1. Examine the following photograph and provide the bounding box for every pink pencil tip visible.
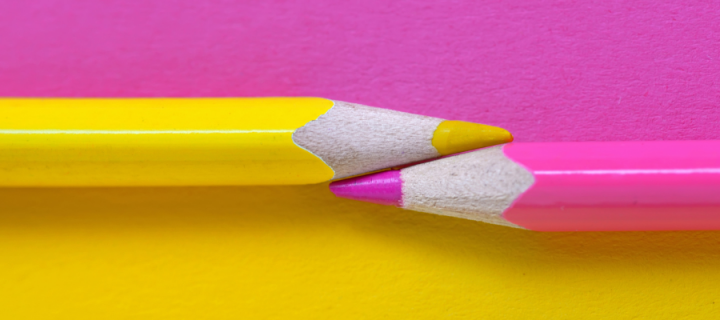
[329,170,403,206]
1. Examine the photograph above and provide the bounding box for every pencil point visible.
[329,170,403,206]
[432,121,513,155]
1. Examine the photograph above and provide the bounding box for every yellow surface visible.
[0,98,335,186]
[0,185,719,319]
[432,120,514,155]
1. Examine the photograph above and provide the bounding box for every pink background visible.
[1,0,718,142]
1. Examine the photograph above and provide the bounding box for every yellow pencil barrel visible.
[0,98,335,186]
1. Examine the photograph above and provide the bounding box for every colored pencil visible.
[0,97,512,186]
[330,141,720,231]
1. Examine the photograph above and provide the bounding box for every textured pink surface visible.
[1,1,719,142]
[503,141,720,231]
[330,171,403,206]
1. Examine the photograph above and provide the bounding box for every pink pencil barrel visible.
[504,141,720,231]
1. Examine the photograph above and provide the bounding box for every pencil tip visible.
[432,121,513,155]
[329,170,403,206]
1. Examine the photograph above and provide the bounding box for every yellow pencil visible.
[0,97,512,186]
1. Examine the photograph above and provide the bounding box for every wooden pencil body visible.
[0,97,513,186]
[331,141,720,231]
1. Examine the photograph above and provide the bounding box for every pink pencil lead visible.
[329,170,403,206]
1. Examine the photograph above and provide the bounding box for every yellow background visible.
[1,184,718,319]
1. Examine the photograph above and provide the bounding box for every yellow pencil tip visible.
[431,120,514,155]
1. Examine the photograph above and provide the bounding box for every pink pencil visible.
[329,141,720,232]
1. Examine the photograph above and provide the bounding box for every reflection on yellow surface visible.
[0,184,718,318]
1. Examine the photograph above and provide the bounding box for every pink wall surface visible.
[1,0,718,142]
